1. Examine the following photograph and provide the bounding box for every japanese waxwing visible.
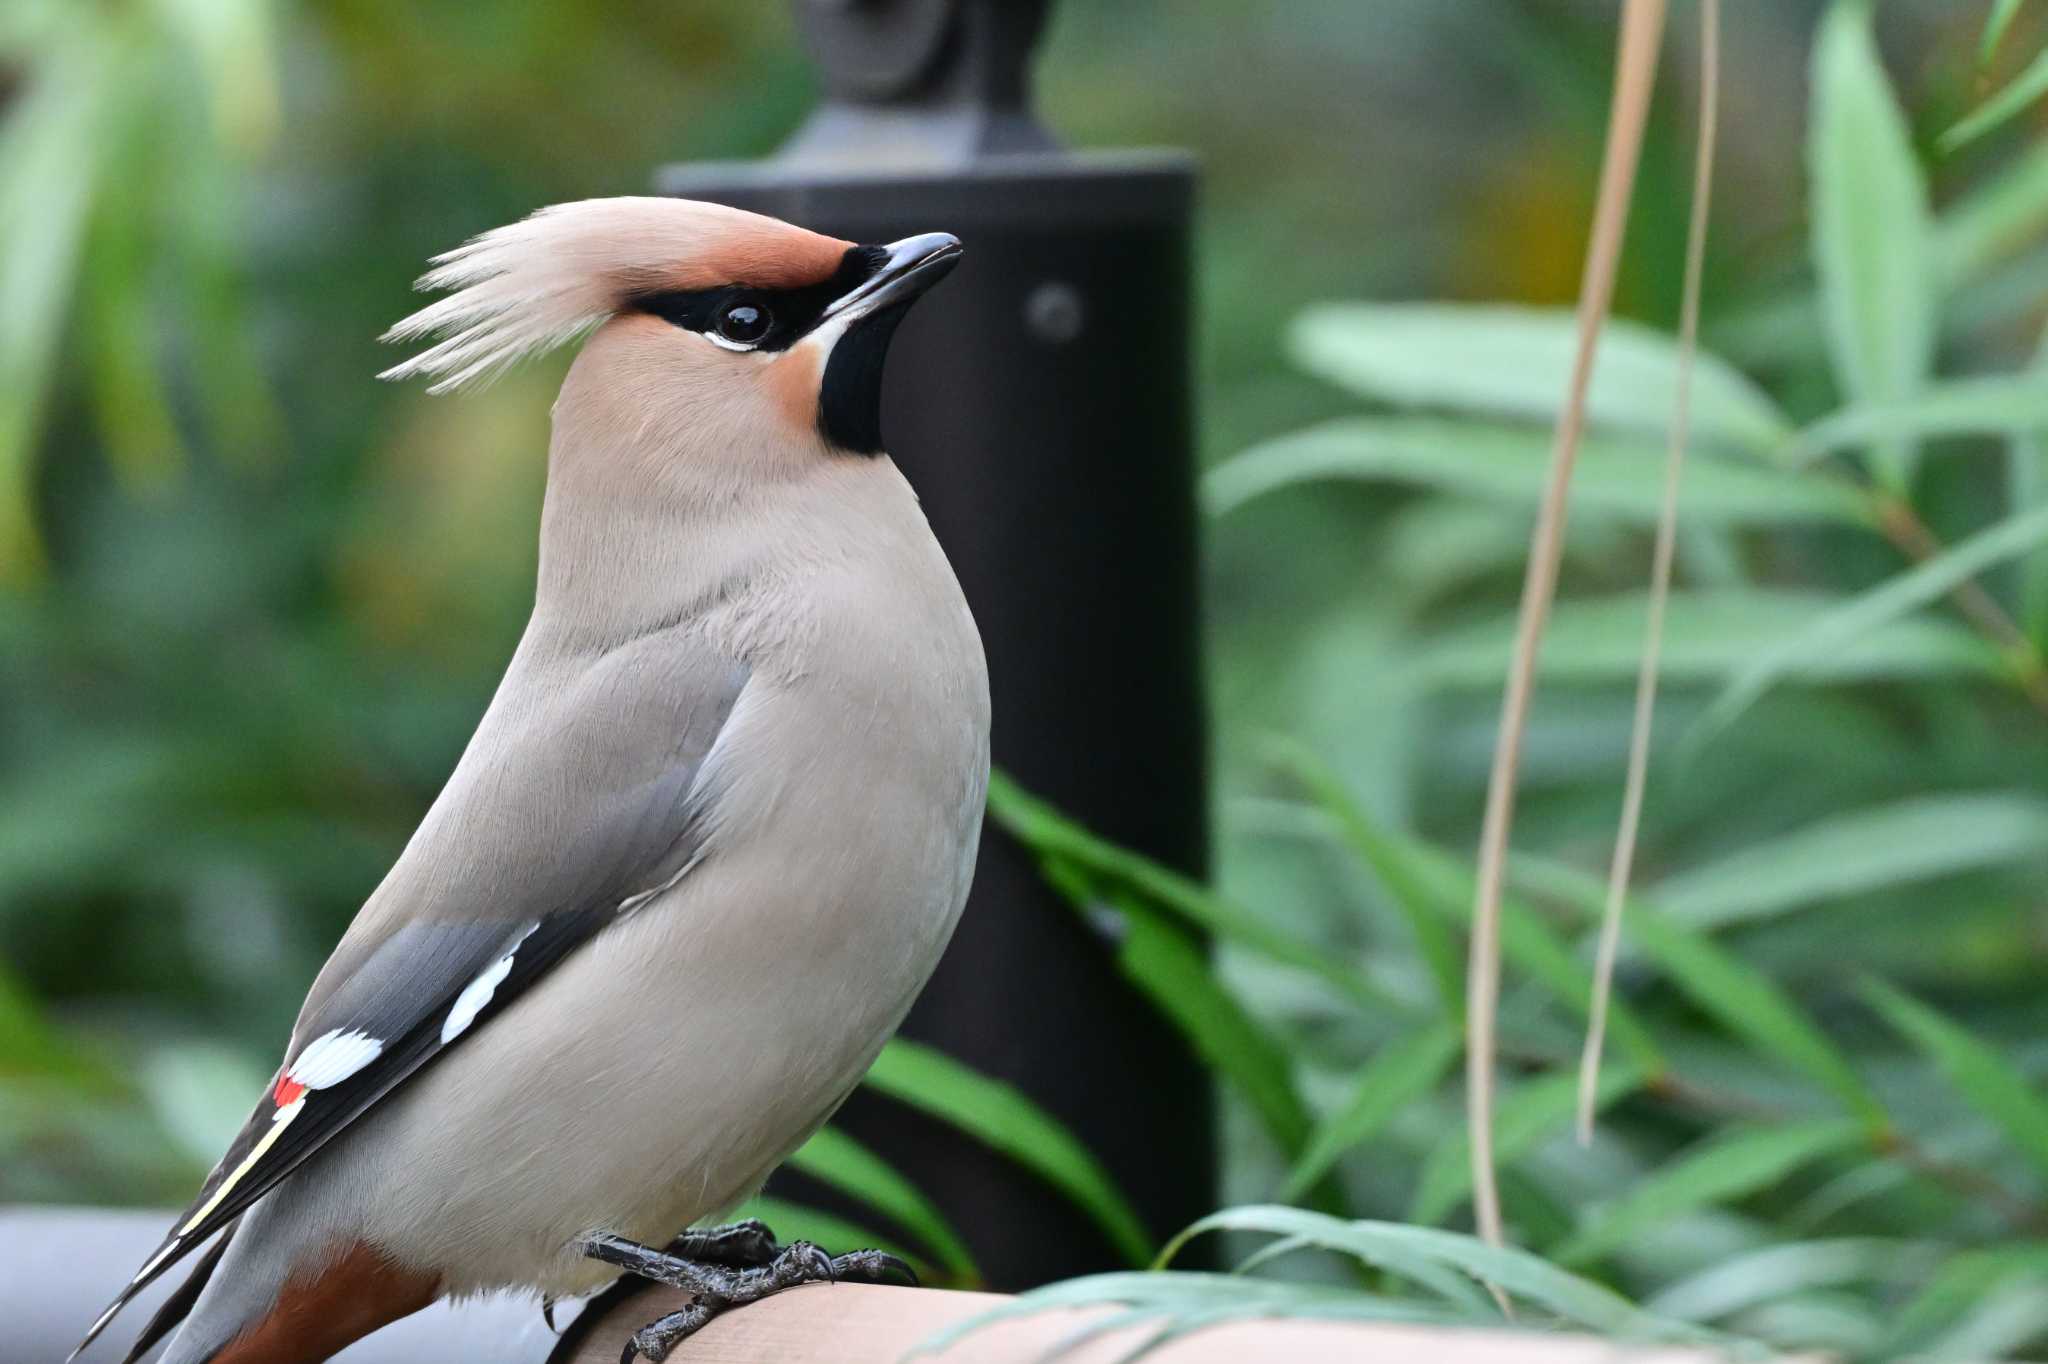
[75,197,989,1364]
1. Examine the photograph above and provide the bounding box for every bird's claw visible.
[599,1231,919,1361]
[830,1247,918,1287]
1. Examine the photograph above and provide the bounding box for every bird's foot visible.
[581,1231,915,1363]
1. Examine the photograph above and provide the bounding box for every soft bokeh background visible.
[8,0,2048,1355]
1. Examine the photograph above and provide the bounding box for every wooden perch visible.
[569,1283,1755,1363]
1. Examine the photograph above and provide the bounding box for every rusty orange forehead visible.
[644,217,855,293]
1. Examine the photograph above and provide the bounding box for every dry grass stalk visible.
[1576,0,1721,1145]
[1465,0,1668,1259]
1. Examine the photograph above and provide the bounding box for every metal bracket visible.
[783,0,1058,164]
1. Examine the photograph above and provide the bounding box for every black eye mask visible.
[627,244,889,354]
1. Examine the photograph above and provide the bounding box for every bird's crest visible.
[379,196,850,393]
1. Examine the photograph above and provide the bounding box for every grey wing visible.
[75,635,752,1358]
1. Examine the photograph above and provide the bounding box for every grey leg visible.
[579,1230,917,1363]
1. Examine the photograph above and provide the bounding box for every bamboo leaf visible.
[785,1126,979,1283]
[1937,138,2048,285]
[1645,1237,1937,1323]
[1042,860,1316,1167]
[0,34,108,582]
[1505,853,1887,1126]
[1203,418,1856,524]
[2020,329,2048,648]
[1398,840,1665,1072]
[1411,1065,1648,1226]
[1789,374,2048,463]
[1164,1207,1705,1339]
[1552,1120,1867,1268]
[864,1038,1155,1266]
[1268,742,1464,1014]
[1654,793,2048,929]
[1887,1245,2048,1352]
[1945,43,2048,152]
[1704,503,2048,732]
[915,1272,1477,1357]
[1980,0,2029,67]
[1286,305,1791,451]
[1281,1025,1461,1202]
[1810,0,1936,488]
[1863,978,2048,1183]
[987,771,1387,1013]
[1161,1205,1495,1316]
[1410,590,1997,692]
[1603,907,1888,1129]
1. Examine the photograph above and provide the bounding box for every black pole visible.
[658,0,1209,1289]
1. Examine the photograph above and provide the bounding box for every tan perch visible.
[570,1283,1763,1363]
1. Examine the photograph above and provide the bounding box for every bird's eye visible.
[715,301,771,346]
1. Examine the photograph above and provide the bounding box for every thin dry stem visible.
[1576,0,1720,1146]
[1466,0,1668,1260]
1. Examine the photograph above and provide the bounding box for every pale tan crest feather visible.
[378,196,851,394]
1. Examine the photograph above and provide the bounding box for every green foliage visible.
[865,1039,1156,1267]
[9,3,2048,1360]
[1810,0,1935,490]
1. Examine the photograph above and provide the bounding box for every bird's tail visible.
[115,1220,239,1364]
[84,1195,438,1364]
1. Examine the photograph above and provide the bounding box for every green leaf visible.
[1394,840,1665,1072]
[1286,305,1792,452]
[864,1038,1154,1266]
[1646,1237,1937,1323]
[1202,418,1856,524]
[1936,139,2048,285]
[1789,374,2048,463]
[1161,1205,1495,1316]
[1268,742,1464,1014]
[1703,502,2048,732]
[1654,793,2048,930]
[1980,0,2030,67]
[1862,979,2048,1184]
[785,1125,979,1283]
[1409,590,1998,693]
[1281,1025,1461,1202]
[1598,906,1888,1129]
[1887,1245,2048,1352]
[1164,1207,1705,1340]
[1919,1281,2048,1361]
[987,771,1387,1013]
[1945,44,2048,152]
[2016,330,2048,647]
[1552,1120,1867,1268]
[915,1272,1477,1358]
[0,33,108,581]
[1050,862,1315,1168]
[1810,0,1936,488]
[1411,1064,1647,1226]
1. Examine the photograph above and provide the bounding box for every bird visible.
[72,196,990,1364]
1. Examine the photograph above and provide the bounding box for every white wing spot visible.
[287,1029,385,1089]
[441,924,539,1043]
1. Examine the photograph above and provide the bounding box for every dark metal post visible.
[659,0,1208,1289]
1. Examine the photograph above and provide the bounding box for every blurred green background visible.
[8,0,2048,1356]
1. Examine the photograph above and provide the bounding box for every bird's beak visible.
[818,233,963,328]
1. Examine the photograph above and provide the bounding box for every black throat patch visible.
[817,300,912,456]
